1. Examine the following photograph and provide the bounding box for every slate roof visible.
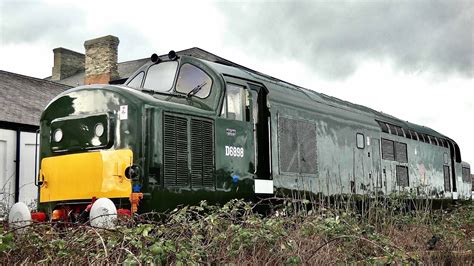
[0,70,70,126]
[46,47,235,87]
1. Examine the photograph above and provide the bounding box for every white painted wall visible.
[0,128,39,216]
[0,129,16,215]
[19,132,39,206]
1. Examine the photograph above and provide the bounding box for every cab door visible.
[215,80,255,193]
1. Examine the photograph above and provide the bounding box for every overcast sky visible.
[1,0,473,166]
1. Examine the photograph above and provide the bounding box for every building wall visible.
[0,129,16,214]
[0,128,39,217]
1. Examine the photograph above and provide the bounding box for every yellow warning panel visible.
[40,149,133,202]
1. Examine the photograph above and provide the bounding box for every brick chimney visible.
[51,48,85,81]
[84,35,119,84]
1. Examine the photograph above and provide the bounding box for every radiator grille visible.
[163,115,189,187]
[190,119,214,188]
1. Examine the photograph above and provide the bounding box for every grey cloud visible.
[0,1,152,61]
[0,1,87,47]
[217,0,473,79]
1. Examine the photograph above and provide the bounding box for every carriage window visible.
[224,84,245,121]
[127,72,144,88]
[176,64,212,98]
[143,61,178,92]
[356,133,365,149]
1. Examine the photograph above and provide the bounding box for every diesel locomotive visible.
[9,50,472,224]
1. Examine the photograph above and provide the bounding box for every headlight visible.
[94,123,105,137]
[53,129,63,142]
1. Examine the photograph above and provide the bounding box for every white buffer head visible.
[8,202,32,229]
[89,198,117,228]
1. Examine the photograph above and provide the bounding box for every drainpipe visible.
[14,129,21,203]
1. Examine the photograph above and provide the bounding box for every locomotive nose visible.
[39,149,133,202]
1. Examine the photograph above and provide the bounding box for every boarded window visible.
[395,142,408,163]
[381,138,395,160]
[443,166,451,192]
[278,117,317,174]
[356,133,365,149]
[462,167,471,183]
[396,165,409,187]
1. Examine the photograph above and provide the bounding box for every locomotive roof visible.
[197,57,449,140]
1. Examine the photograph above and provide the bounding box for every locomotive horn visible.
[168,50,178,60]
[150,53,161,63]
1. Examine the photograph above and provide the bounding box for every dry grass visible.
[0,197,472,264]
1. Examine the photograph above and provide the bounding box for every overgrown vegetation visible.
[1,195,473,264]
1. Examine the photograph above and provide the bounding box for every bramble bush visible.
[0,196,473,264]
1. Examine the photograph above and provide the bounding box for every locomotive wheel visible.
[89,198,117,228]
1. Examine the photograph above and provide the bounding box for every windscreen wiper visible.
[186,82,207,98]
[140,88,186,99]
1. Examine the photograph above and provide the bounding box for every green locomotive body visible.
[36,52,472,219]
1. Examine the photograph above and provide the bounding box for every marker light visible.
[53,129,63,142]
[94,123,105,137]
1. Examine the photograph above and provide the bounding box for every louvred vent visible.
[163,114,189,187]
[163,114,215,189]
[190,119,215,188]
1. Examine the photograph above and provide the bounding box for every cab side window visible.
[221,84,249,121]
